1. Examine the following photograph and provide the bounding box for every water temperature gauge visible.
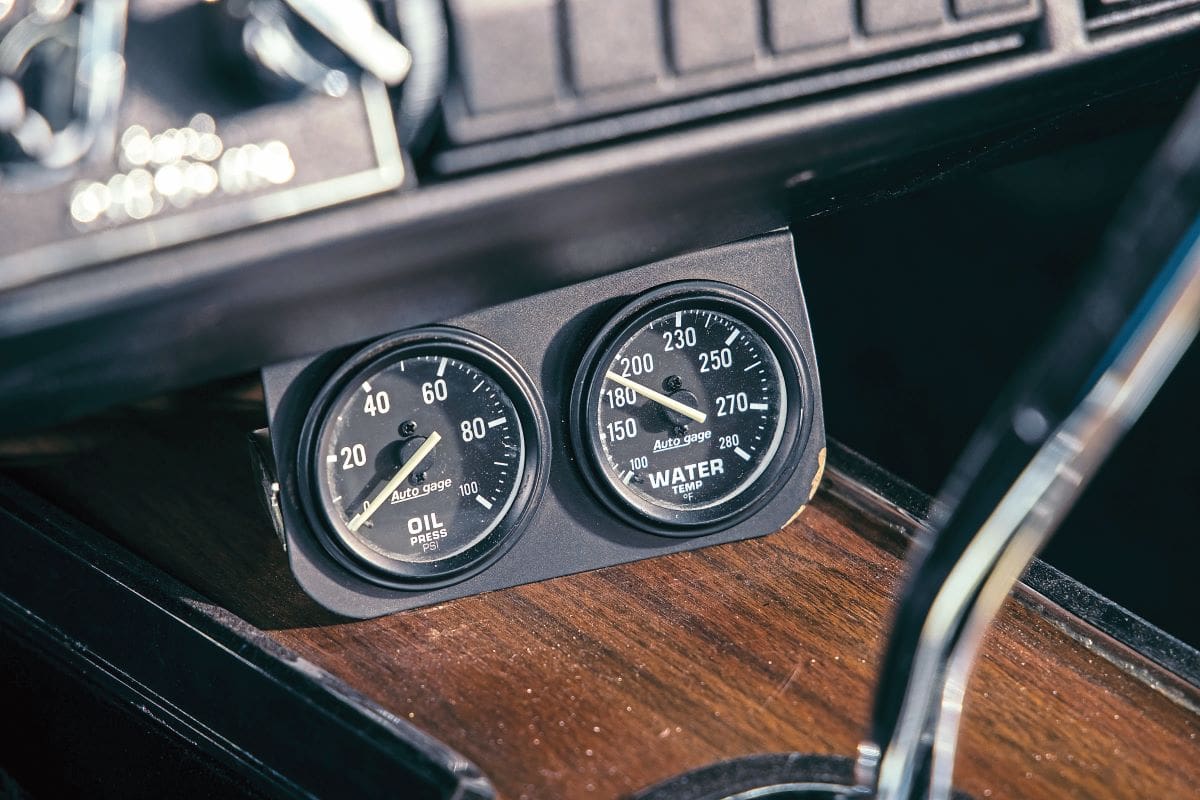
[572,282,808,533]
[298,328,547,586]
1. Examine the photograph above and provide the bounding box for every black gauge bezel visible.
[570,281,811,536]
[297,327,550,588]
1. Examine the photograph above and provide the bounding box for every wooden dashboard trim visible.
[5,395,1199,798]
[824,440,1200,698]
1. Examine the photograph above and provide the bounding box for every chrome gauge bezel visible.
[570,282,810,535]
[296,327,549,588]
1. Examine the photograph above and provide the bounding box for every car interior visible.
[1,1,1198,798]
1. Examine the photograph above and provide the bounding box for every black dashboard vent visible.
[436,0,1045,171]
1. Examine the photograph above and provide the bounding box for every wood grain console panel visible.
[6,392,1198,799]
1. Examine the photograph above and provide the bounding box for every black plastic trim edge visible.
[0,476,495,800]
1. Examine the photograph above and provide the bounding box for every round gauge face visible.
[308,344,531,579]
[577,289,800,531]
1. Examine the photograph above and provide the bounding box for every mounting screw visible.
[399,420,417,436]
[663,375,683,392]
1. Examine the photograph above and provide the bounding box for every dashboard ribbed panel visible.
[441,0,1043,145]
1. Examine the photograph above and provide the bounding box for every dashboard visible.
[0,0,1199,434]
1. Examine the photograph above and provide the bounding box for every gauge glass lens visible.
[594,308,787,513]
[315,354,525,566]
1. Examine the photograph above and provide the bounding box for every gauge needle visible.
[604,372,707,424]
[347,431,441,532]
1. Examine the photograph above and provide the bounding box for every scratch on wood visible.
[760,663,804,710]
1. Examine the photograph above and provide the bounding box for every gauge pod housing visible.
[263,230,825,618]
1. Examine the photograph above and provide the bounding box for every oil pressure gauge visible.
[298,328,548,586]
[571,282,808,533]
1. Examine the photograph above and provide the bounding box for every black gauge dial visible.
[301,330,545,584]
[573,284,806,533]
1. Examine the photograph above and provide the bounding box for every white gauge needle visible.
[283,0,413,86]
[604,372,707,424]
[347,431,441,532]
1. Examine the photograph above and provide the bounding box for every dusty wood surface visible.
[7,391,1199,799]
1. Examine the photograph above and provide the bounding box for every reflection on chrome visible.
[860,89,1200,800]
[0,0,128,187]
[69,114,296,228]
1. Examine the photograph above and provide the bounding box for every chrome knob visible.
[0,0,128,189]
[216,0,409,100]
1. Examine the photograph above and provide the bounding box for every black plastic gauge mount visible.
[264,230,825,618]
[570,282,811,535]
[295,327,549,589]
